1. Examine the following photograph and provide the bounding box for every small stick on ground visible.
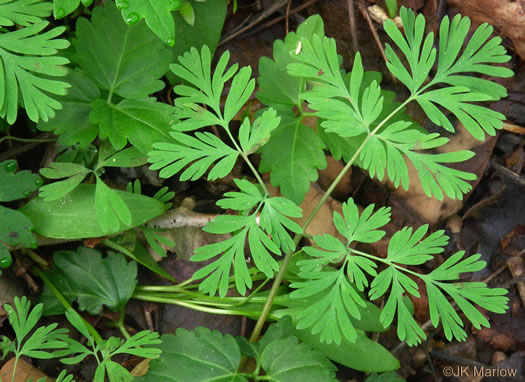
[347,0,359,53]
[285,0,292,34]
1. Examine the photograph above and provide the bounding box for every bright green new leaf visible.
[0,21,70,124]
[0,160,42,202]
[90,98,176,154]
[136,328,245,382]
[20,183,167,239]
[149,131,239,180]
[40,247,137,315]
[178,0,194,25]
[37,70,100,147]
[384,7,513,140]
[0,0,52,26]
[72,1,172,101]
[259,110,326,204]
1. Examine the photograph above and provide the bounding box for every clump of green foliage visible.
[0,0,514,379]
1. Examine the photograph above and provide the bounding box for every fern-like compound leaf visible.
[149,131,239,180]
[192,215,280,297]
[0,0,52,26]
[290,199,390,344]
[384,7,513,140]
[0,21,70,123]
[170,45,254,130]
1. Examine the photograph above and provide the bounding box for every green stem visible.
[132,292,262,318]
[118,308,131,340]
[24,249,49,267]
[0,136,56,145]
[350,248,428,280]
[223,124,269,195]
[248,96,414,343]
[33,266,103,343]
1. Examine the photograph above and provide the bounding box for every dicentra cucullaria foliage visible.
[148,7,512,347]
[0,0,514,379]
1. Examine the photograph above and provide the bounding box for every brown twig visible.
[357,1,389,66]
[347,0,359,53]
[219,0,289,46]
[241,0,319,40]
[285,0,292,34]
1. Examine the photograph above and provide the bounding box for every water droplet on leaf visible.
[81,0,93,5]
[35,178,43,187]
[0,254,12,268]
[55,7,65,18]
[116,0,129,9]
[167,37,175,47]
[126,12,139,25]
[23,191,30,197]
[31,240,38,249]
[5,160,16,172]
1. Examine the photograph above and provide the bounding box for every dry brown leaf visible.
[0,358,52,382]
[476,327,517,351]
[447,0,525,60]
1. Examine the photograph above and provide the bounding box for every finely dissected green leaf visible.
[95,175,132,232]
[216,178,264,212]
[72,1,172,101]
[361,121,477,200]
[167,0,227,84]
[40,248,137,315]
[424,251,508,342]
[170,45,254,129]
[384,7,513,140]
[288,31,478,200]
[90,98,176,154]
[0,160,42,202]
[0,205,36,248]
[149,131,239,180]
[260,196,303,253]
[364,220,510,345]
[137,328,247,382]
[238,108,280,155]
[2,297,69,360]
[39,162,90,201]
[118,0,175,46]
[192,215,280,297]
[0,21,70,123]
[0,0,52,26]
[289,199,390,344]
[37,69,100,147]
[261,336,337,382]
[20,183,167,239]
[257,14,324,108]
[259,111,326,204]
